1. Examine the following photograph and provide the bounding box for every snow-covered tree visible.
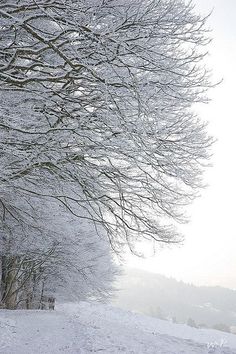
[0,0,213,252]
[0,0,213,306]
[0,194,116,309]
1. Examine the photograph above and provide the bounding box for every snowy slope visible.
[1,302,236,353]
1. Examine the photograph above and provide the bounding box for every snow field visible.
[1,302,236,353]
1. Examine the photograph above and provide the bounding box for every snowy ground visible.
[0,302,236,353]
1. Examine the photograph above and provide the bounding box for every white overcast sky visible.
[126,0,236,289]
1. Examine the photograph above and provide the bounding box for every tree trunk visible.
[1,256,18,309]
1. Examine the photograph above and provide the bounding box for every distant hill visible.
[112,268,236,329]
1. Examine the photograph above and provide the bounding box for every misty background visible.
[112,268,236,334]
